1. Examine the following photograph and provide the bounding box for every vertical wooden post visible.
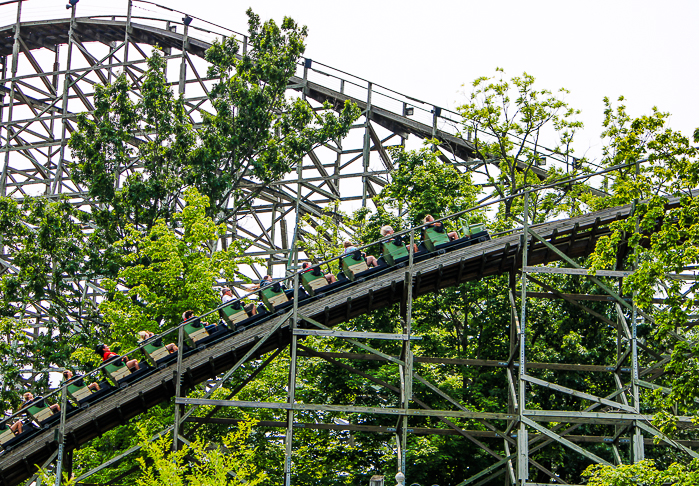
[396,229,415,477]
[0,0,22,196]
[361,83,372,207]
[52,1,76,195]
[285,128,304,486]
[178,22,189,95]
[517,191,529,484]
[172,321,185,451]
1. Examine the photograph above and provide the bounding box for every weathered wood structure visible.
[0,1,692,485]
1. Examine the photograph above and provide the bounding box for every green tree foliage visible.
[0,196,97,406]
[376,144,480,227]
[458,68,590,226]
[583,459,699,485]
[96,188,258,353]
[197,10,360,215]
[589,97,699,437]
[69,51,195,240]
[69,9,359,241]
[134,421,266,486]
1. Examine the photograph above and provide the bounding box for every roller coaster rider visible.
[95,344,140,372]
[342,241,379,268]
[300,261,338,284]
[9,392,60,436]
[222,287,257,316]
[380,225,418,253]
[62,370,101,392]
[423,214,459,241]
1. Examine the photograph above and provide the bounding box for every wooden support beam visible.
[176,397,517,421]
[521,417,612,466]
[521,374,637,413]
[523,266,632,277]
[296,350,630,373]
[293,328,419,341]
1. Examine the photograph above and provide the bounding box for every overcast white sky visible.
[5,0,698,164]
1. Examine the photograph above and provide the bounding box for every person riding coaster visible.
[10,392,60,435]
[136,331,179,365]
[423,214,459,241]
[62,370,103,404]
[380,225,419,253]
[300,261,338,284]
[342,241,378,268]
[95,344,142,384]
[7,392,53,436]
[95,344,140,371]
[222,287,257,316]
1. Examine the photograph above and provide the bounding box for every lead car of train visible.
[0,220,489,453]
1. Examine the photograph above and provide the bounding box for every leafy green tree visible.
[458,68,589,226]
[196,10,360,217]
[95,188,258,353]
[376,144,480,227]
[69,50,194,242]
[69,9,360,241]
[135,420,266,486]
[583,459,699,486]
[0,196,99,407]
[589,98,699,438]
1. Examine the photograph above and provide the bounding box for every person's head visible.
[23,392,33,402]
[183,310,195,321]
[263,275,272,282]
[137,330,150,342]
[62,370,73,380]
[343,240,353,248]
[380,225,394,236]
[424,214,435,223]
[302,262,310,269]
[95,344,107,357]
[221,287,232,297]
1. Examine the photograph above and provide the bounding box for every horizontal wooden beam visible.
[521,291,667,304]
[296,351,631,373]
[293,328,420,340]
[522,374,636,413]
[525,410,696,426]
[185,417,699,446]
[175,398,514,421]
[523,266,633,277]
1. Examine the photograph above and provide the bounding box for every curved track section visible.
[0,16,479,198]
[0,203,633,485]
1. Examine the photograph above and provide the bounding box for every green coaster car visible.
[381,238,409,266]
[103,358,132,386]
[26,398,57,424]
[460,220,490,242]
[182,318,211,347]
[141,338,171,366]
[300,268,329,296]
[260,283,288,310]
[341,252,368,281]
[423,225,451,251]
[219,301,249,328]
[66,378,94,403]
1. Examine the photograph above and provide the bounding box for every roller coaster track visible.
[0,16,606,198]
[0,201,636,485]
